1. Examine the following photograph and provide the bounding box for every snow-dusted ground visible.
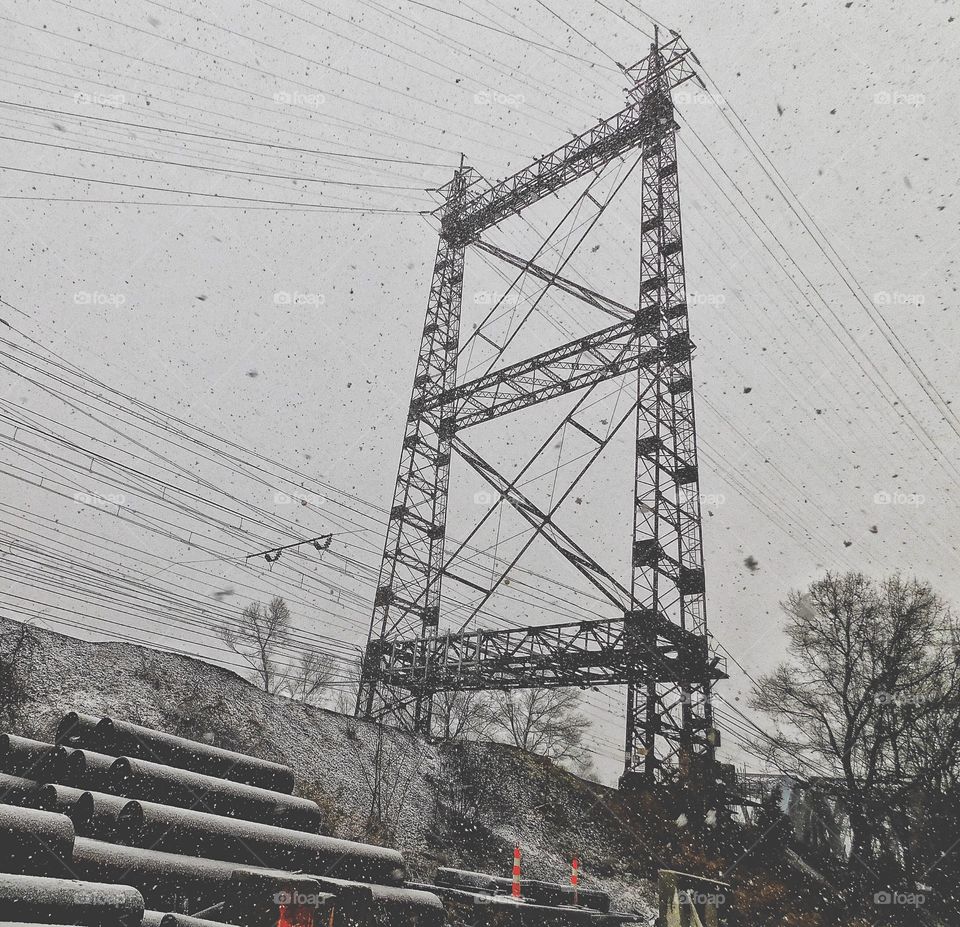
[4,617,656,920]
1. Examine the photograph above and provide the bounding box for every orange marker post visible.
[512,844,522,898]
[571,857,579,906]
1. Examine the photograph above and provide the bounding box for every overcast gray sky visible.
[0,0,957,783]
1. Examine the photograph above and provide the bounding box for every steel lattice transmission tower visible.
[357,30,726,788]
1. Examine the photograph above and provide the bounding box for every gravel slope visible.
[2,616,656,919]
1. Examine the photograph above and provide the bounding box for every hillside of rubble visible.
[0,616,660,919]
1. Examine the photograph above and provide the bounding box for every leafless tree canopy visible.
[752,571,960,865]
[220,596,334,705]
[486,688,591,773]
[432,688,495,742]
[284,650,336,706]
[0,619,40,729]
[221,596,291,694]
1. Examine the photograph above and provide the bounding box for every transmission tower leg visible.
[623,49,714,790]
[357,167,471,733]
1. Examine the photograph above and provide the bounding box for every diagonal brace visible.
[452,435,630,611]
[474,239,633,321]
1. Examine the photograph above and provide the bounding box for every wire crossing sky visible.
[0,0,955,783]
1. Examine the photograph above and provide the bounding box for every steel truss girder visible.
[364,614,726,700]
[432,316,658,429]
[474,239,633,321]
[439,36,699,245]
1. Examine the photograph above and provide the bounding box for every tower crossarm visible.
[428,315,658,429]
[439,37,699,245]
[365,613,724,694]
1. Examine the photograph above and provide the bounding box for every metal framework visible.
[358,30,725,788]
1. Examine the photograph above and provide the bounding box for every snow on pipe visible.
[435,867,611,913]
[61,746,119,792]
[0,771,46,809]
[73,837,332,927]
[141,913,242,927]
[229,869,335,927]
[296,875,444,927]
[56,713,295,795]
[72,840,337,924]
[0,804,76,876]
[359,883,445,927]
[114,798,406,886]
[504,879,611,913]
[0,871,144,927]
[70,837,237,906]
[0,734,70,782]
[476,893,619,926]
[37,783,132,840]
[434,867,501,892]
[105,756,323,832]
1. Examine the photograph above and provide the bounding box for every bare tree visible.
[486,688,591,772]
[284,651,336,706]
[221,597,291,694]
[345,721,428,843]
[753,571,960,876]
[433,688,495,741]
[333,658,362,716]
[221,597,336,705]
[0,619,40,729]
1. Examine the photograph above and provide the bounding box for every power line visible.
[0,133,432,192]
[0,98,454,167]
[0,163,426,212]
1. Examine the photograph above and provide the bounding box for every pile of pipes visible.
[417,867,640,926]
[0,712,643,926]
